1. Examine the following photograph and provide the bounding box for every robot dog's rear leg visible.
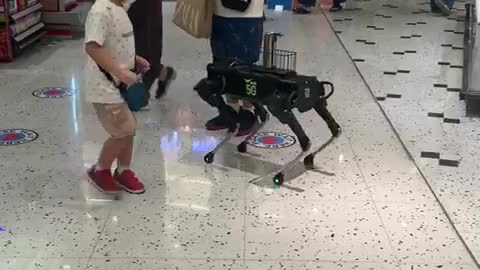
[303,98,342,168]
[237,103,270,153]
[273,111,312,185]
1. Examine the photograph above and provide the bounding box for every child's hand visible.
[135,56,150,74]
[118,69,138,87]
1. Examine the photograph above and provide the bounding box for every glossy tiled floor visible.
[324,0,480,266]
[0,2,479,270]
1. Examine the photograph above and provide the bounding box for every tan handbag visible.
[173,0,214,39]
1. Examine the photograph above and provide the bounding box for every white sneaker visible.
[139,105,151,111]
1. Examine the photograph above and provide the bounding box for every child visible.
[205,0,264,136]
[84,0,150,194]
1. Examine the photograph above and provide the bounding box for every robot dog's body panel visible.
[206,62,325,113]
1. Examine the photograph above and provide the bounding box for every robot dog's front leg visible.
[195,78,239,163]
[303,98,342,168]
[267,100,312,185]
[314,98,341,138]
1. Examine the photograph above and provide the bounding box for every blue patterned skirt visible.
[210,15,264,64]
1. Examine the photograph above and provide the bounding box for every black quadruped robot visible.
[195,33,341,185]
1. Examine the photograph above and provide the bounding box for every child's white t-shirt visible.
[84,0,135,104]
[214,0,264,18]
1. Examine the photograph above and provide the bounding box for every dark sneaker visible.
[114,170,145,194]
[87,167,121,194]
[205,114,231,131]
[156,66,176,99]
[293,7,311,14]
[330,4,343,12]
[237,109,258,137]
[205,105,238,131]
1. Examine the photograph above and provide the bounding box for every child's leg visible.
[89,103,144,194]
[97,137,128,169]
[117,135,133,170]
[113,134,145,194]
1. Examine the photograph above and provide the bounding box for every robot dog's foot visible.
[203,125,240,164]
[303,129,342,169]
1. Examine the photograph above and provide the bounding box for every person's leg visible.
[116,135,133,170]
[445,0,454,9]
[88,103,133,193]
[97,138,126,169]
[431,0,440,12]
[330,0,345,12]
[107,106,145,194]
[236,17,263,136]
[294,0,315,13]
[433,0,451,15]
[205,16,233,131]
[128,1,152,107]
[205,16,262,136]
[114,135,145,194]
[95,104,135,167]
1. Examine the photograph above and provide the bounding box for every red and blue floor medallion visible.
[248,132,296,149]
[32,87,75,99]
[0,129,38,146]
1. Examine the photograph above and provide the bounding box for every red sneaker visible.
[87,167,121,194]
[114,170,145,194]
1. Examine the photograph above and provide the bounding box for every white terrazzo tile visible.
[245,260,400,270]
[245,200,396,262]
[377,202,472,264]
[0,198,109,257]
[0,258,85,270]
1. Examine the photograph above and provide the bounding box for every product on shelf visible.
[10,11,41,35]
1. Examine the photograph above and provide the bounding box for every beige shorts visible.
[93,103,136,138]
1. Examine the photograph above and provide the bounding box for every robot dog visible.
[194,33,341,185]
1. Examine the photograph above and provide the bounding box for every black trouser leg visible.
[128,0,163,102]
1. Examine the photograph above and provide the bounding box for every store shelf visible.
[10,2,41,21]
[13,21,43,42]
[18,29,45,50]
[0,0,45,61]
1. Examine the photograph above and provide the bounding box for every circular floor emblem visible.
[248,132,296,149]
[32,87,74,98]
[0,129,38,146]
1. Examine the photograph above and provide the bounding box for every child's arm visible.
[86,42,137,87]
